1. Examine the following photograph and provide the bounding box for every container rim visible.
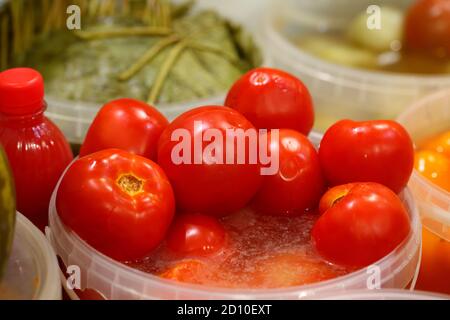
[47,133,421,299]
[263,3,450,90]
[16,212,61,300]
[397,89,450,228]
[312,289,449,300]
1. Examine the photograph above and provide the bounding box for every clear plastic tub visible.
[397,89,450,295]
[0,212,61,300]
[39,0,271,145]
[314,289,449,300]
[46,133,421,300]
[262,0,450,132]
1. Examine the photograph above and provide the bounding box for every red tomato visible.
[157,106,262,216]
[225,68,314,135]
[79,98,169,160]
[318,120,414,194]
[405,0,450,57]
[252,129,325,215]
[312,183,411,268]
[56,149,175,261]
[166,213,226,257]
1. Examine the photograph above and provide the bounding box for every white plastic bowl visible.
[46,133,421,300]
[397,89,450,293]
[0,212,61,300]
[262,0,450,131]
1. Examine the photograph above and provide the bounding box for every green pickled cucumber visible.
[298,35,378,69]
[0,146,15,280]
[347,6,404,52]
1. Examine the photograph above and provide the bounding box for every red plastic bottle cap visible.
[0,68,45,116]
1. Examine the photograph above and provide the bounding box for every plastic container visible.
[0,212,61,300]
[47,133,421,300]
[262,0,450,132]
[38,1,270,145]
[397,89,450,295]
[314,289,449,300]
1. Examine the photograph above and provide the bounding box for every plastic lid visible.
[0,68,45,116]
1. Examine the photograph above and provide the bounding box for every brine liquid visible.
[296,33,450,75]
[127,209,353,289]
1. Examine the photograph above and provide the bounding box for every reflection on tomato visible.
[225,68,314,135]
[405,0,450,57]
[252,129,325,216]
[166,213,226,257]
[157,106,262,216]
[414,150,450,191]
[79,98,168,160]
[318,120,414,193]
[56,149,175,261]
[312,183,411,268]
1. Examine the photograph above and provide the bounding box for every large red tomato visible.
[312,183,411,268]
[318,120,414,194]
[79,98,169,160]
[404,0,450,57]
[157,106,262,216]
[252,129,325,215]
[56,149,175,261]
[166,213,226,257]
[225,68,314,135]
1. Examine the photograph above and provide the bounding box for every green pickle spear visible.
[0,146,15,280]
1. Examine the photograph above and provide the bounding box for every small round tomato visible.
[56,149,175,261]
[225,68,314,135]
[79,98,169,160]
[157,106,262,216]
[421,130,450,158]
[318,120,414,194]
[252,129,325,215]
[415,150,450,191]
[166,213,226,257]
[405,0,450,57]
[312,182,411,268]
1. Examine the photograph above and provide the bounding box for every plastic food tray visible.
[46,133,421,300]
[261,0,450,131]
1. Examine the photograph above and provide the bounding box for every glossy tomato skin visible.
[312,182,411,268]
[318,120,414,194]
[56,149,175,261]
[225,68,314,135]
[252,129,325,215]
[166,213,226,257]
[157,106,262,216]
[79,98,169,160]
[404,0,450,57]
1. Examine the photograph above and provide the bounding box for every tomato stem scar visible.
[117,174,144,196]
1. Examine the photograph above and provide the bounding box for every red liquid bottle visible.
[0,68,73,230]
